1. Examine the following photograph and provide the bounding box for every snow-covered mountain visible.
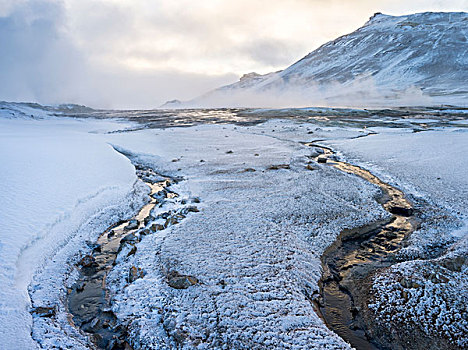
[171,12,468,108]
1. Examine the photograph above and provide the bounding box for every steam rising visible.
[189,79,434,109]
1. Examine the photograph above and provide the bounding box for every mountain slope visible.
[177,12,468,108]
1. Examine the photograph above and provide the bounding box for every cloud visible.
[0,0,236,108]
[0,0,86,102]
[188,74,435,109]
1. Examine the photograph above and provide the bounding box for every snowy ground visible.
[0,105,466,349]
[0,116,146,349]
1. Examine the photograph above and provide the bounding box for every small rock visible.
[191,197,201,203]
[388,204,413,216]
[150,224,165,232]
[167,271,198,289]
[127,245,137,257]
[267,164,290,170]
[317,156,327,163]
[383,231,398,239]
[306,164,316,171]
[31,306,55,318]
[226,150,233,154]
[126,220,139,230]
[128,266,144,283]
[242,168,256,172]
[121,233,138,244]
[186,206,199,213]
[78,255,98,268]
[160,212,171,219]
[140,229,151,236]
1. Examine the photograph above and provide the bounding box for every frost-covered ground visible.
[1,105,467,349]
[101,124,388,349]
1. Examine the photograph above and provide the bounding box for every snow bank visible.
[0,117,143,349]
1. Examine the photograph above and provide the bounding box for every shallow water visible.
[68,168,169,349]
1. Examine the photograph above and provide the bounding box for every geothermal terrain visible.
[0,103,467,350]
[1,10,467,350]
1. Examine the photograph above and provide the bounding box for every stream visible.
[309,143,420,349]
[67,165,194,349]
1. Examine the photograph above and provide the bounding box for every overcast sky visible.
[0,0,466,109]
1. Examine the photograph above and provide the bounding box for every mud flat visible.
[309,144,420,349]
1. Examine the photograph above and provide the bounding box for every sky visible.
[0,0,467,109]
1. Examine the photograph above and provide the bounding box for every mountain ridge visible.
[165,11,468,108]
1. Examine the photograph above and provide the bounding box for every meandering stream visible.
[67,166,182,349]
[309,143,420,349]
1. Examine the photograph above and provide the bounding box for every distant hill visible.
[0,101,95,119]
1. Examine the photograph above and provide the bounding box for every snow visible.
[0,117,145,349]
